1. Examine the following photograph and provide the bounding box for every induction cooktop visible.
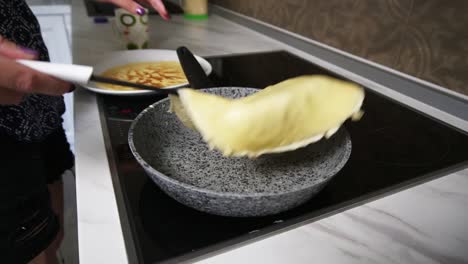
[97,50,468,264]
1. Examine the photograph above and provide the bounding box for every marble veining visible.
[198,169,468,264]
[361,205,430,238]
[345,212,466,264]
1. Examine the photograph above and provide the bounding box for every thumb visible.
[0,35,38,60]
[148,0,170,20]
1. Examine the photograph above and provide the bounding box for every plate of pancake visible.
[82,49,212,96]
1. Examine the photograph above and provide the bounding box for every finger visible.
[0,89,24,105]
[0,35,38,60]
[0,56,72,96]
[147,0,170,20]
[100,0,146,15]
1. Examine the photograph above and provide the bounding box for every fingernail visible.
[163,12,171,20]
[20,47,39,56]
[136,7,146,16]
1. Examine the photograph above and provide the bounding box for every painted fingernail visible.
[163,12,171,20]
[136,7,146,16]
[20,47,39,56]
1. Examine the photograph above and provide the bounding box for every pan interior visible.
[131,87,351,195]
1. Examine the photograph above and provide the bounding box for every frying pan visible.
[128,47,352,217]
[128,87,351,217]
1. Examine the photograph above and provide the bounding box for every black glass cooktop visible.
[97,51,468,264]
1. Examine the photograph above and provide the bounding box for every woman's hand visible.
[97,0,170,20]
[0,36,72,105]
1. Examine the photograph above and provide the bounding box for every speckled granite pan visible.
[128,87,352,217]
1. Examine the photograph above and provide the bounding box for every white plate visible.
[81,49,212,96]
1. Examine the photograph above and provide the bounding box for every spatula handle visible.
[16,60,94,85]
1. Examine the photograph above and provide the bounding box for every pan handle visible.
[177,46,214,89]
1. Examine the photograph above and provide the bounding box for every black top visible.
[0,0,65,142]
[0,0,73,205]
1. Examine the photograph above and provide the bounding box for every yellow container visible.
[182,0,208,20]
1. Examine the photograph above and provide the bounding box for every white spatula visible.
[16,59,178,93]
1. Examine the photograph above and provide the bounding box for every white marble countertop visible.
[72,1,468,263]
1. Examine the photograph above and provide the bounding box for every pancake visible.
[96,61,187,90]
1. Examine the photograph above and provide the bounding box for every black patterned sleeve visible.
[0,0,65,142]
